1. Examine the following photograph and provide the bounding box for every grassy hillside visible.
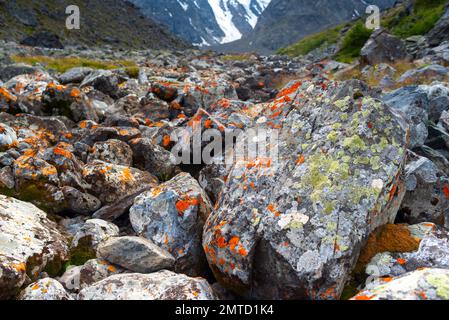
[278,0,448,62]
[0,0,189,50]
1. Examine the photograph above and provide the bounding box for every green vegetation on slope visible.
[334,21,373,63]
[277,25,343,57]
[278,0,449,62]
[387,0,448,38]
[11,55,138,76]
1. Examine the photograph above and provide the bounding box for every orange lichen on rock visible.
[120,168,134,184]
[70,88,81,98]
[354,294,375,300]
[276,81,301,98]
[354,224,420,273]
[53,147,73,159]
[162,135,171,147]
[175,195,199,214]
[443,184,449,198]
[0,87,17,101]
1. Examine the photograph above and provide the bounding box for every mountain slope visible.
[0,0,190,50]
[130,0,271,46]
[214,0,396,54]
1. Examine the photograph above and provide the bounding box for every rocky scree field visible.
[1,4,449,300]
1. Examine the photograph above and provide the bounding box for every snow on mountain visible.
[130,0,271,46]
[208,0,272,43]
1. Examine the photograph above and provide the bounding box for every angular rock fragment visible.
[130,172,212,276]
[203,79,409,299]
[97,236,175,273]
[0,196,69,299]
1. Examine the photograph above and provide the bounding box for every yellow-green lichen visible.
[426,274,449,299]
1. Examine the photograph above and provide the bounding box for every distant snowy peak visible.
[208,0,272,43]
[130,0,271,46]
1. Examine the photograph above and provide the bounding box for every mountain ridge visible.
[0,0,190,50]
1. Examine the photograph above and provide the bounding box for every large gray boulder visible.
[130,172,212,276]
[360,29,410,65]
[77,271,217,300]
[97,236,175,273]
[203,79,408,299]
[0,196,69,299]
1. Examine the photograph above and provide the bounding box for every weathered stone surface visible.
[352,268,449,300]
[361,29,410,65]
[19,278,73,300]
[0,123,17,151]
[130,172,212,276]
[78,271,217,300]
[203,79,408,299]
[97,236,175,273]
[87,139,133,166]
[365,223,449,279]
[0,64,42,82]
[382,86,429,149]
[0,196,69,299]
[69,219,119,265]
[129,137,178,179]
[58,67,93,85]
[398,152,449,227]
[82,160,158,205]
[58,259,125,292]
[80,70,119,98]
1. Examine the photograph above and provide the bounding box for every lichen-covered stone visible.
[0,195,69,299]
[77,271,217,300]
[130,172,212,276]
[352,268,449,300]
[82,160,158,205]
[203,79,409,299]
[19,278,73,300]
[365,223,449,279]
[87,139,133,166]
[58,259,125,292]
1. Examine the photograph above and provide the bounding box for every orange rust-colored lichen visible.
[354,224,420,273]
[396,258,407,265]
[296,155,305,165]
[229,236,240,253]
[70,88,81,98]
[238,247,248,256]
[162,135,171,148]
[175,195,199,214]
[31,283,40,290]
[217,236,227,248]
[12,262,26,273]
[354,294,375,300]
[120,167,134,184]
[443,185,449,198]
[276,81,301,98]
[53,147,73,159]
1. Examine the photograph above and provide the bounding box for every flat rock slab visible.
[97,236,175,273]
